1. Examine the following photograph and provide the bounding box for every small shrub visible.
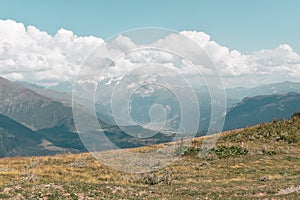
[174,146,186,156]
[182,147,200,155]
[267,150,276,155]
[141,173,159,185]
[291,111,300,119]
[159,170,173,185]
[141,171,173,185]
[212,146,249,159]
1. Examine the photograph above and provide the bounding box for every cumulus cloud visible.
[0,20,103,86]
[181,31,300,87]
[0,20,299,88]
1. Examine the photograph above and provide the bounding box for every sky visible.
[0,0,299,88]
[0,0,299,54]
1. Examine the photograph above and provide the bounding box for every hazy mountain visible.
[0,77,108,152]
[48,82,73,93]
[8,77,300,151]
[223,92,300,130]
[0,77,75,131]
[18,80,222,134]
[226,81,300,101]
[18,80,300,134]
[0,77,178,155]
[94,83,218,134]
[18,81,117,126]
[16,81,45,90]
[94,81,300,133]
[19,82,73,106]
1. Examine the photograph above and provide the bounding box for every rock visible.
[3,187,13,193]
[78,193,85,200]
[278,185,300,195]
[62,193,70,197]
[14,193,25,200]
[14,185,22,190]
[44,184,51,189]
[259,176,269,182]
[51,184,63,191]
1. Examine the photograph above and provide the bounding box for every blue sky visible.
[0,0,299,53]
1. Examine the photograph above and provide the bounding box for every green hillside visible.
[0,116,299,199]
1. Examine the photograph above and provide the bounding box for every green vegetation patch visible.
[212,146,249,159]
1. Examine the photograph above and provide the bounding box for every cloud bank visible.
[0,19,299,88]
[0,20,103,85]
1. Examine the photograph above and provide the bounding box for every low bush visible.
[212,146,249,159]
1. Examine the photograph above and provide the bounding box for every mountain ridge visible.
[224,92,300,130]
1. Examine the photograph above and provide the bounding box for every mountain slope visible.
[0,113,82,157]
[224,92,300,130]
[0,77,74,131]
[0,117,299,199]
[0,114,47,157]
[0,77,99,152]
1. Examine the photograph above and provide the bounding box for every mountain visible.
[10,77,300,151]
[0,77,74,131]
[0,77,177,155]
[0,112,85,158]
[226,81,300,101]
[48,81,74,93]
[223,92,300,130]
[0,114,72,157]
[94,81,300,133]
[18,80,300,134]
[0,113,44,157]
[0,77,107,152]
[94,84,218,134]
[18,81,73,106]
[18,81,116,125]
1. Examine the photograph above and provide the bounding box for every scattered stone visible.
[14,185,22,190]
[259,176,269,182]
[68,161,86,168]
[3,187,13,193]
[278,185,300,195]
[78,193,85,200]
[51,184,63,191]
[44,184,51,189]
[14,193,25,200]
[0,167,14,172]
[62,193,70,197]
[141,173,159,185]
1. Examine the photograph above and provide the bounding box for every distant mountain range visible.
[226,81,300,102]
[18,80,300,132]
[0,77,299,157]
[0,77,177,157]
[20,80,300,130]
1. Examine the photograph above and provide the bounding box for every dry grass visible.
[0,118,299,199]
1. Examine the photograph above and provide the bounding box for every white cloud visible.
[0,19,103,86]
[0,19,299,88]
[181,31,300,87]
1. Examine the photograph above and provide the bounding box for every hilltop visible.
[0,117,299,199]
